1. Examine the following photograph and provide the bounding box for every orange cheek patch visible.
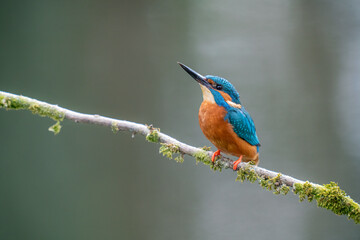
[219,91,232,101]
[219,91,241,108]
[207,79,215,86]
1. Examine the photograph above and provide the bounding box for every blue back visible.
[225,107,260,147]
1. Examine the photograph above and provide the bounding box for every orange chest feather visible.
[198,101,228,135]
[198,101,258,161]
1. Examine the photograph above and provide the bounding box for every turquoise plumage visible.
[205,75,260,147]
[226,107,260,147]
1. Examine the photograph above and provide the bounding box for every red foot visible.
[233,155,243,170]
[211,150,221,163]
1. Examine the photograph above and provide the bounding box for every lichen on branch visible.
[0,94,65,121]
[159,143,184,163]
[145,125,160,143]
[294,181,360,223]
[0,90,359,224]
[0,92,65,135]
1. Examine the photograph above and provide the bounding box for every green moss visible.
[235,167,289,195]
[0,96,29,109]
[280,185,290,195]
[293,181,317,202]
[159,143,184,163]
[159,143,178,158]
[29,103,65,121]
[145,125,160,143]
[260,174,282,192]
[174,154,184,163]
[192,150,223,171]
[273,184,289,195]
[211,161,223,172]
[193,151,211,164]
[294,181,360,224]
[1,94,65,134]
[48,121,62,135]
[111,122,119,133]
[236,164,258,183]
[201,146,211,151]
[0,95,65,121]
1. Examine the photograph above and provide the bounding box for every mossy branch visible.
[1,90,359,224]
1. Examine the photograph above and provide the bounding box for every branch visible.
[1,90,359,224]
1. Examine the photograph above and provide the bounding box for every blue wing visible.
[225,106,260,146]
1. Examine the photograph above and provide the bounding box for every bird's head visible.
[178,62,241,108]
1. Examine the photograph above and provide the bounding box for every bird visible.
[178,62,260,170]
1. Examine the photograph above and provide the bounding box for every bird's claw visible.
[211,150,221,163]
[233,155,243,170]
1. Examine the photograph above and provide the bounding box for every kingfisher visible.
[178,62,260,170]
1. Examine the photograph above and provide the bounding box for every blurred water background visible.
[1,0,360,239]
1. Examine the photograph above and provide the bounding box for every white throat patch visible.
[199,84,242,109]
[199,84,215,103]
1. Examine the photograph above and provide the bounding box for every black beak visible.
[178,62,211,88]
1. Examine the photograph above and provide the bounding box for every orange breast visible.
[198,101,258,162]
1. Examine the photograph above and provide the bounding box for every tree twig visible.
[0,90,359,224]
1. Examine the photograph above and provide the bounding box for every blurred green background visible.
[1,0,360,239]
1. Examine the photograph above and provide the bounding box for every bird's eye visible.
[215,84,223,90]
